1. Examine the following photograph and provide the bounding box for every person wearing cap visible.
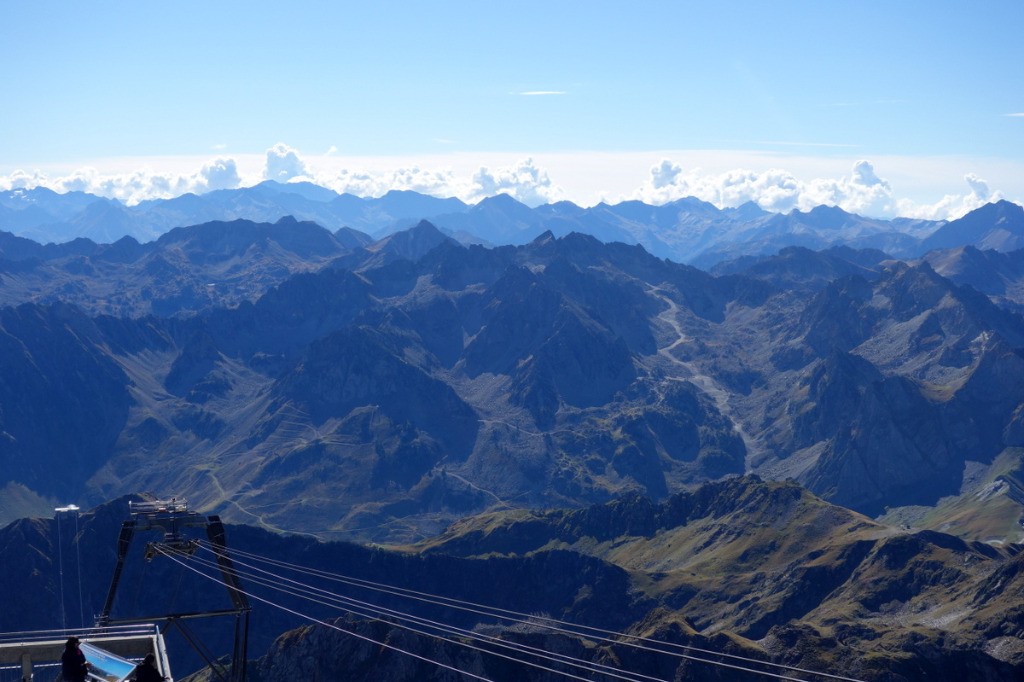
[61,636,89,682]
[128,653,165,682]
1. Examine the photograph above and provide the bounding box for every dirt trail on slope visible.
[650,286,763,472]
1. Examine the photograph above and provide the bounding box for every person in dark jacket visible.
[128,653,165,682]
[60,637,89,682]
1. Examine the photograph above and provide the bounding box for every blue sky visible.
[2,1,1022,217]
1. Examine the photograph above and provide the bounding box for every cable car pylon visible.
[96,498,251,682]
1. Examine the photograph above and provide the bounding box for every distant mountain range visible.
[3,216,1024,543]
[4,181,1024,266]
[5,188,1024,680]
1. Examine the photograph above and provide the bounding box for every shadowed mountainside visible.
[4,218,1024,541]
[0,216,370,317]
[3,482,1024,681]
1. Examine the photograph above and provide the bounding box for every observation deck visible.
[0,624,171,681]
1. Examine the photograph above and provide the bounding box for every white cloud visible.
[895,173,1002,220]
[634,159,934,217]
[311,158,561,207]
[851,160,884,187]
[388,167,461,196]
[53,168,194,204]
[633,158,1012,220]
[1005,113,1024,117]
[635,162,809,213]
[517,91,566,96]
[319,166,462,199]
[1,169,49,190]
[651,160,682,189]
[1,149,1016,221]
[198,158,241,192]
[965,173,990,199]
[802,160,894,216]
[264,142,310,182]
[0,158,243,205]
[469,158,562,206]
[0,149,563,209]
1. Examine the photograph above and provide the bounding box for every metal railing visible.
[0,624,159,647]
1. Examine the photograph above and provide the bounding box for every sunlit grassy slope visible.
[411,476,1024,676]
[880,448,1024,545]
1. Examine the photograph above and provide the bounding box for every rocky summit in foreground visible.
[185,478,1024,681]
[3,480,1023,681]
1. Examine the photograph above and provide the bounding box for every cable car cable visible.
[205,542,862,681]
[163,547,669,682]
[154,546,497,682]
[184,544,850,682]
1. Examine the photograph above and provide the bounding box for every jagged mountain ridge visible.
[7,183,1023,266]
[4,219,1024,541]
[0,215,371,317]
[3,481,1024,681]
[0,182,467,245]
[712,257,1024,516]
[922,200,1024,253]
[923,244,1024,315]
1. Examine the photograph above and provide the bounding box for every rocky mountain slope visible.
[409,477,1024,679]
[0,216,371,316]
[3,218,1024,544]
[3,482,1023,681]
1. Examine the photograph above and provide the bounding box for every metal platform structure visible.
[96,499,251,682]
[0,624,169,682]
[1,498,250,682]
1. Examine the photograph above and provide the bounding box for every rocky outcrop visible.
[3,219,1024,537]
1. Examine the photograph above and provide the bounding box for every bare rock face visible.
[164,330,225,402]
[5,480,1024,681]
[234,478,1024,681]
[750,258,1024,515]
[773,349,961,514]
[6,196,1024,681]
[4,214,1024,537]
[264,325,480,490]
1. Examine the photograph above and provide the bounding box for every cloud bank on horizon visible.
[0,143,1006,221]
